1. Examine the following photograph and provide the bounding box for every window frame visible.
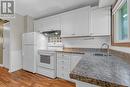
[112,0,130,47]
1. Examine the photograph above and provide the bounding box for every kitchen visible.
[0,0,130,87]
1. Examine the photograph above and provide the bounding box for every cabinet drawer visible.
[57,55,70,61]
[57,59,69,68]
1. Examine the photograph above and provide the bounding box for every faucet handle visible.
[101,43,109,48]
[100,43,110,55]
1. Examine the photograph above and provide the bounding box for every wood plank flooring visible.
[0,67,75,87]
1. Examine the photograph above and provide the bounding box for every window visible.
[112,0,130,47]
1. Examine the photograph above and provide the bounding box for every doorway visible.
[0,19,9,68]
[0,22,4,65]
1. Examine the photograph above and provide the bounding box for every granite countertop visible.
[70,52,130,87]
[56,50,84,54]
[38,48,85,54]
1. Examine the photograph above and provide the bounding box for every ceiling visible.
[15,0,99,19]
[99,0,116,7]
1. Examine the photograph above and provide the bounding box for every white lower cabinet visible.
[57,53,71,80]
[57,52,83,81]
[76,81,101,87]
[57,53,100,87]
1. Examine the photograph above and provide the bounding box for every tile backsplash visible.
[62,36,110,48]
[48,36,62,43]
[43,30,62,43]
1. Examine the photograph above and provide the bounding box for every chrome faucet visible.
[101,43,110,56]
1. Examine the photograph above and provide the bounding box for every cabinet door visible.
[91,7,111,36]
[61,6,91,37]
[34,19,43,32]
[63,54,71,80]
[34,15,61,32]
[42,15,61,31]
[60,12,76,37]
[57,59,64,78]
[57,53,67,79]
[57,53,63,78]
[74,6,91,36]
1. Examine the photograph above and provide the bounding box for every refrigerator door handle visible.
[22,52,24,56]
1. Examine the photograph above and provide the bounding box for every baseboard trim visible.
[0,64,3,67]
[9,68,22,73]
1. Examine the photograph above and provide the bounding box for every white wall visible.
[62,36,130,54]
[8,14,25,72]
[62,36,110,48]
[110,46,130,53]
[24,15,34,32]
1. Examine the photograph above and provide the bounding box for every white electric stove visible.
[37,43,63,78]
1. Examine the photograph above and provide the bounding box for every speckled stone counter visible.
[70,52,130,87]
[56,50,84,54]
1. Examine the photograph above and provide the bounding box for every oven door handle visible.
[39,54,53,56]
[39,53,56,56]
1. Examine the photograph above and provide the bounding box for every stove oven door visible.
[38,53,56,69]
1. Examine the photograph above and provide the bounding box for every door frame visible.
[3,21,10,70]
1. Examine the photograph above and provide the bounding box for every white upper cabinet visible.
[34,15,61,32]
[61,6,91,37]
[34,19,43,32]
[42,15,61,31]
[91,7,111,36]
[34,6,111,36]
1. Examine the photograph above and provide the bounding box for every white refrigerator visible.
[22,32,47,73]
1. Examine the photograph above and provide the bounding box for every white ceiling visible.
[15,0,98,19]
[99,0,116,7]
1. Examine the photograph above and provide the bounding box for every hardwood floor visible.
[0,67,75,87]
